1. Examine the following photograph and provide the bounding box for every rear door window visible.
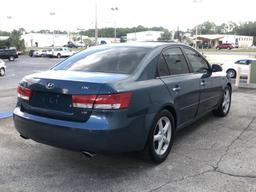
[158,54,170,76]
[162,47,189,75]
[184,48,209,73]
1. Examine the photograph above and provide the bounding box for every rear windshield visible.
[52,47,149,74]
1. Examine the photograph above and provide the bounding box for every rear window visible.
[53,47,149,74]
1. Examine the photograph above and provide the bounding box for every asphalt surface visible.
[0,56,64,112]
[0,89,256,192]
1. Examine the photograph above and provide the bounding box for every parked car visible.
[0,47,18,61]
[64,41,78,48]
[216,43,234,50]
[29,50,35,57]
[13,43,232,163]
[221,58,256,78]
[231,43,239,48]
[0,59,6,76]
[46,47,76,58]
[33,50,43,57]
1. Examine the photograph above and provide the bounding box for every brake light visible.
[17,85,32,100]
[72,92,132,109]
[94,92,132,109]
[72,95,97,109]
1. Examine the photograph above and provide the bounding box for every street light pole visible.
[7,16,12,32]
[95,1,98,45]
[111,7,119,42]
[193,0,202,49]
[49,12,56,47]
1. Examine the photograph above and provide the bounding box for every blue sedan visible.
[13,43,231,163]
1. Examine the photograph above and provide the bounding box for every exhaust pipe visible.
[81,151,96,158]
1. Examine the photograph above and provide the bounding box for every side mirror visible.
[211,64,222,72]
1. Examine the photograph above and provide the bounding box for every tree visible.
[158,30,172,41]
[8,30,25,51]
[196,21,217,34]
[0,31,10,36]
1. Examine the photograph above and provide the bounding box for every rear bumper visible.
[13,107,154,153]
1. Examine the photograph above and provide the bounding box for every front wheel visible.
[0,68,5,76]
[213,86,231,117]
[9,56,14,61]
[57,53,61,58]
[226,69,236,78]
[144,110,175,164]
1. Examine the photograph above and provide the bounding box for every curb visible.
[0,112,13,120]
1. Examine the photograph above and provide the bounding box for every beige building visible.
[195,34,253,48]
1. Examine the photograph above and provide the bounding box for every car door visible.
[183,47,223,116]
[158,47,200,127]
[63,48,68,56]
[235,60,249,76]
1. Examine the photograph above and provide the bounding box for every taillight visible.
[17,85,32,100]
[72,92,132,110]
[94,92,132,109]
[72,95,97,109]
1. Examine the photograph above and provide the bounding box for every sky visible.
[0,0,255,32]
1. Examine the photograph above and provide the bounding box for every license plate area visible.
[30,91,72,113]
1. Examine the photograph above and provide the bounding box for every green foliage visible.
[158,30,172,41]
[0,31,10,36]
[7,30,25,51]
[0,40,8,48]
[235,21,256,36]
[80,25,167,38]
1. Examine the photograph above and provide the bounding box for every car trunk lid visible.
[20,70,129,122]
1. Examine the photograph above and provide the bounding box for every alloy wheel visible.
[0,68,5,76]
[153,116,172,156]
[222,88,231,114]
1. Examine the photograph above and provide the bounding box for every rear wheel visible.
[144,110,175,164]
[226,69,236,78]
[9,56,14,61]
[0,68,5,76]
[57,53,61,58]
[213,86,231,117]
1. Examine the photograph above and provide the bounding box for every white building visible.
[127,31,163,42]
[21,33,70,48]
[0,36,9,41]
[196,34,253,48]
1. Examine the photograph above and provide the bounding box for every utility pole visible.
[111,7,119,42]
[193,0,202,49]
[95,1,98,45]
[49,12,56,47]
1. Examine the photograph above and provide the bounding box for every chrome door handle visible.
[172,86,181,92]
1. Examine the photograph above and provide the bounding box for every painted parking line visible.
[0,112,13,119]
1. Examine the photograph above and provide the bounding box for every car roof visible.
[236,58,256,61]
[94,42,189,49]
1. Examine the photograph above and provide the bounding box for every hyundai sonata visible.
[13,43,231,163]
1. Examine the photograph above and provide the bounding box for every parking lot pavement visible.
[0,56,64,113]
[0,90,256,192]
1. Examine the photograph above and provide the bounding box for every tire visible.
[213,86,231,117]
[0,68,5,76]
[226,69,236,78]
[9,56,14,61]
[144,110,175,164]
[57,53,61,58]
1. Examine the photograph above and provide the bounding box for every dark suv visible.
[0,47,18,61]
